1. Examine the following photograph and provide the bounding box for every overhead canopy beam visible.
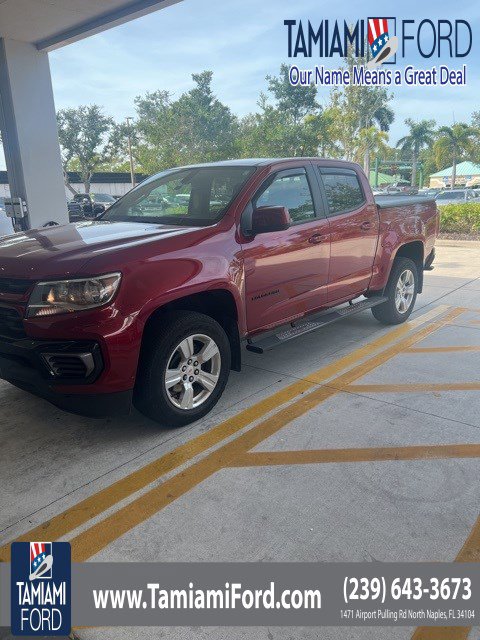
[35,0,182,51]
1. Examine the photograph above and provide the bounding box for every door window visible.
[254,171,315,223]
[321,172,365,216]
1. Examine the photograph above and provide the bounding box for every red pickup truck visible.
[0,159,438,426]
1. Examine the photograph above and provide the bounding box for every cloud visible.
[0,0,478,170]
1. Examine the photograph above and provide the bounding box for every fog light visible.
[41,352,95,379]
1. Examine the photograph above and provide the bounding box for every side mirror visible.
[252,206,291,235]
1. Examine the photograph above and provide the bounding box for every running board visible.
[246,297,388,354]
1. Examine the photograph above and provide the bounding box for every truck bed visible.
[374,195,435,208]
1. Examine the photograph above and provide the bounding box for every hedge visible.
[438,202,480,234]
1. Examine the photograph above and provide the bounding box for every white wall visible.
[66,182,134,198]
[1,181,134,199]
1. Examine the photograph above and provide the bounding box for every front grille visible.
[41,353,95,379]
[0,306,26,339]
[0,278,32,296]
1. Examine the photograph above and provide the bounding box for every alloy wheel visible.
[395,269,415,314]
[164,334,221,410]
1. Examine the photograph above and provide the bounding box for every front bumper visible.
[0,337,133,417]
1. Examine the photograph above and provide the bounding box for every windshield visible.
[436,191,465,200]
[101,166,256,226]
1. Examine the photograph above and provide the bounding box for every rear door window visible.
[319,170,365,216]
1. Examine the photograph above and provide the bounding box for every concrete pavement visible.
[1,239,480,640]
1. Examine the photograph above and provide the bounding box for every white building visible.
[429,161,480,188]
[0,0,180,229]
[0,171,148,199]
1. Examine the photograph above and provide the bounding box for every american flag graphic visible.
[368,18,391,57]
[30,542,52,579]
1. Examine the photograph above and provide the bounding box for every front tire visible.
[134,311,231,427]
[371,257,418,325]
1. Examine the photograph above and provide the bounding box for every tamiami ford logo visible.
[285,17,472,87]
[366,18,398,68]
[10,541,71,636]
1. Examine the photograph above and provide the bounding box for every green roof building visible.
[429,161,480,187]
[369,170,396,186]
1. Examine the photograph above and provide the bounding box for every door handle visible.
[360,221,372,231]
[308,234,327,244]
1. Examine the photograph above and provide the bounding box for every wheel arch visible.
[393,241,425,293]
[141,289,242,372]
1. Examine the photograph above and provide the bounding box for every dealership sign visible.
[10,542,71,636]
[284,18,472,86]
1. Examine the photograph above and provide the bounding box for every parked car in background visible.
[68,193,116,221]
[435,189,474,206]
[383,181,419,195]
[419,188,441,198]
[470,187,480,198]
[0,198,15,236]
[0,158,439,426]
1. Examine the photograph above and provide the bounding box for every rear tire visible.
[371,257,418,325]
[134,311,231,427]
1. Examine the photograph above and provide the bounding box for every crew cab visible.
[0,159,438,426]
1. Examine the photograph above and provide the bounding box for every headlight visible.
[27,273,121,318]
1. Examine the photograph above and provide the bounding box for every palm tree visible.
[357,127,389,177]
[435,123,475,189]
[354,90,394,173]
[396,119,436,186]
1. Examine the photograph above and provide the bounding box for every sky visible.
[1,0,480,171]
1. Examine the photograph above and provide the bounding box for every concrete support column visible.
[0,38,68,228]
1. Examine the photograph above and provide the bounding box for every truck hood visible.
[0,221,200,279]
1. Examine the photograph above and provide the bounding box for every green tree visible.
[239,65,320,158]
[57,105,114,193]
[305,108,341,158]
[396,119,436,186]
[469,112,480,166]
[174,71,239,162]
[239,93,319,158]
[133,90,180,172]
[435,123,475,189]
[266,64,318,125]
[106,120,139,169]
[133,72,238,173]
[328,47,394,164]
[356,127,389,177]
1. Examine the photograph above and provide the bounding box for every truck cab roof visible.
[164,158,363,171]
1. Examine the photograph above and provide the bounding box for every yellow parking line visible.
[347,383,480,393]
[411,628,469,639]
[0,305,450,563]
[0,305,450,562]
[229,444,480,468]
[411,515,480,640]
[66,307,462,562]
[406,346,480,353]
[0,378,311,561]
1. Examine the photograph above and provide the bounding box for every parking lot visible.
[1,238,480,640]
